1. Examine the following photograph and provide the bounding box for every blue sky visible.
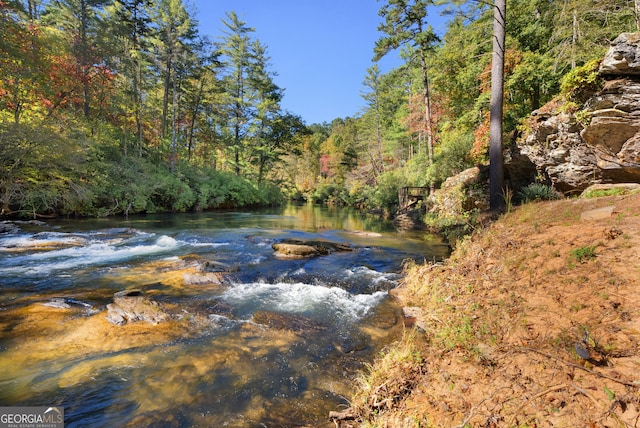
[193,1,448,125]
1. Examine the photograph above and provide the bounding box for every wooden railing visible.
[398,187,429,213]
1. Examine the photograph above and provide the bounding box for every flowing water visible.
[0,204,449,427]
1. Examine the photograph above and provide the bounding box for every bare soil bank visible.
[346,191,640,427]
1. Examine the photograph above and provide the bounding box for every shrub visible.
[570,245,597,263]
[256,182,285,206]
[428,126,477,184]
[311,183,351,205]
[518,183,562,203]
[369,170,406,213]
[560,59,603,104]
[151,173,196,212]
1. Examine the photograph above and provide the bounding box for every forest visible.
[0,0,637,218]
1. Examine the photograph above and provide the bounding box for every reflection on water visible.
[0,204,449,427]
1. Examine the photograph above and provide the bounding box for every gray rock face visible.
[600,33,640,76]
[515,33,640,192]
[518,112,600,192]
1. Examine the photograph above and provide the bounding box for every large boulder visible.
[581,80,640,182]
[427,166,489,218]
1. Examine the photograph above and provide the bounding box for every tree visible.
[246,39,287,182]
[217,11,255,176]
[151,0,197,141]
[181,42,221,164]
[489,0,505,211]
[361,65,385,178]
[549,0,636,73]
[375,0,439,191]
[110,0,153,156]
[44,0,111,117]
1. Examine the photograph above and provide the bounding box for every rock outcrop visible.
[600,32,640,76]
[106,289,169,325]
[515,33,640,193]
[516,110,598,192]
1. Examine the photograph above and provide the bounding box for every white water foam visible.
[347,266,402,283]
[0,233,88,251]
[0,234,181,276]
[220,281,387,322]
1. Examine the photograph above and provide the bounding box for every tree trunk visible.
[375,92,383,175]
[489,0,506,211]
[162,54,172,140]
[80,0,90,117]
[419,51,435,194]
[187,78,204,162]
[571,8,578,69]
[170,70,178,172]
[635,0,640,31]
[136,62,143,157]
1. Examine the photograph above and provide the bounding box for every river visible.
[0,204,449,427]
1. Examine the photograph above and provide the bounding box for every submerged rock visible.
[106,289,168,326]
[41,297,95,312]
[182,272,226,286]
[252,310,326,332]
[272,239,352,259]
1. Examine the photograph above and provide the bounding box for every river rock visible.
[0,221,21,234]
[183,272,226,286]
[106,289,168,326]
[272,239,352,258]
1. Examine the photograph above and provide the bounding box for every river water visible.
[0,204,449,427]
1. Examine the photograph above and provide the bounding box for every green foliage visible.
[369,170,407,213]
[427,129,475,186]
[0,121,92,217]
[151,173,196,212]
[0,115,283,218]
[560,59,603,104]
[517,183,562,203]
[1,0,636,220]
[581,187,633,199]
[570,245,597,263]
[604,386,615,401]
[310,183,351,206]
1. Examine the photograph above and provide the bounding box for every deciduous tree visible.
[375,0,439,191]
